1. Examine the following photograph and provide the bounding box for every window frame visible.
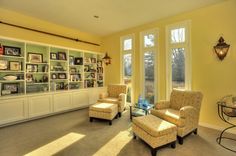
[120,34,135,103]
[166,21,192,99]
[140,28,159,103]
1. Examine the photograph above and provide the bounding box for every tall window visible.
[166,21,191,98]
[120,34,135,103]
[140,29,158,104]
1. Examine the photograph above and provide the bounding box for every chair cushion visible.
[151,109,185,127]
[89,103,117,113]
[107,84,127,98]
[98,97,120,104]
[132,114,176,137]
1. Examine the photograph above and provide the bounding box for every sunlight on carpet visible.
[24,132,85,156]
[93,129,132,156]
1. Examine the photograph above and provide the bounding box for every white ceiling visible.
[0,0,225,36]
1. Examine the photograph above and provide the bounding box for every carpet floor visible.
[0,108,235,156]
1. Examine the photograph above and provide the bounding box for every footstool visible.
[89,102,118,125]
[132,114,177,156]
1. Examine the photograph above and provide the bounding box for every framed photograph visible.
[70,67,76,73]
[51,73,57,79]
[0,60,8,70]
[84,58,91,64]
[69,56,74,65]
[58,52,67,60]
[97,61,102,67]
[28,53,43,63]
[26,74,33,82]
[74,57,83,65]
[26,64,38,72]
[58,73,67,79]
[9,61,21,71]
[3,46,21,56]
[50,53,58,60]
[90,58,96,63]
[3,83,18,94]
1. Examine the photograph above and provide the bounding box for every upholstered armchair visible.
[151,89,203,144]
[98,84,127,117]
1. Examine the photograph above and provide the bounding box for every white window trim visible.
[166,20,192,99]
[140,28,160,103]
[120,34,135,103]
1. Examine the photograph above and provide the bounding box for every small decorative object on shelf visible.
[28,53,43,63]
[50,52,58,60]
[0,60,8,70]
[69,56,74,65]
[58,52,67,60]
[0,43,3,55]
[58,73,67,79]
[51,73,57,79]
[74,57,83,65]
[9,61,21,71]
[26,64,38,72]
[3,75,17,81]
[3,46,21,56]
[2,83,19,94]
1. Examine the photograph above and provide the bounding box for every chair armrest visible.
[99,92,108,99]
[155,101,171,109]
[180,106,197,119]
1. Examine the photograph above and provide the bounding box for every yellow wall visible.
[102,0,236,128]
[0,8,102,52]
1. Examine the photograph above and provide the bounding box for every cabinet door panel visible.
[53,93,72,112]
[89,87,107,104]
[28,95,52,117]
[0,98,27,125]
[72,91,89,108]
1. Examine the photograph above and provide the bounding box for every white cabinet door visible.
[72,90,89,108]
[89,87,106,104]
[28,95,52,118]
[0,98,27,125]
[53,93,72,112]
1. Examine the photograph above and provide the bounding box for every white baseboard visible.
[199,122,236,135]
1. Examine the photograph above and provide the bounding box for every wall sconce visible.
[214,37,230,61]
[102,52,111,65]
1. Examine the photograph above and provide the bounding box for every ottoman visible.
[132,114,177,156]
[89,102,118,125]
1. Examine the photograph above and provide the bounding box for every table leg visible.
[130,106,132,121]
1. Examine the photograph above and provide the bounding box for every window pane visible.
[172,48,185,89]
[171,28,185,43]
[123,53,132,78]
[144,51,155,104]
[144,34,155,47]
[123,39,132,51]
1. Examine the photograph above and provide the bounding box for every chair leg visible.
[133,133,136,139]
[193,128,198,135]
[177,136,184,145]
[118,112,122,117]
[90,117,93,122]
[151,148,157,156]
[115,114,118,119]
[171,141,176,148]
[109,120,112,126]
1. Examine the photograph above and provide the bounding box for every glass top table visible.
[129,103,154,121]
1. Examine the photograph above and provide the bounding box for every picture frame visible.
[90,58,97,63]
[58,73,67,79]
[51,73,57,79]
[84,57,91,64]
[50,52,58,60]
[28,53,43,63]
[70,67,76,73]
[2,83,19,94]
[0,60,8,70]
[69,56,74,65]
[97,61,102,67]
[26,64,38,72]
[58,52,67,60]
[26,73,34,82]
[3,46,21,56]
[74,57,83,65]
[9,61,21,71]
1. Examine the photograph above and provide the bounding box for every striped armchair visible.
[151,89,203,144]
[98,84,127,117]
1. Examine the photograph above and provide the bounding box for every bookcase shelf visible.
[0,37,104,97]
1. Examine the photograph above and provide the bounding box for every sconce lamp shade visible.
[102,52,111,65]
[214,37,230,61]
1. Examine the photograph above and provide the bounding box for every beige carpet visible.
[0,108,235,156]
